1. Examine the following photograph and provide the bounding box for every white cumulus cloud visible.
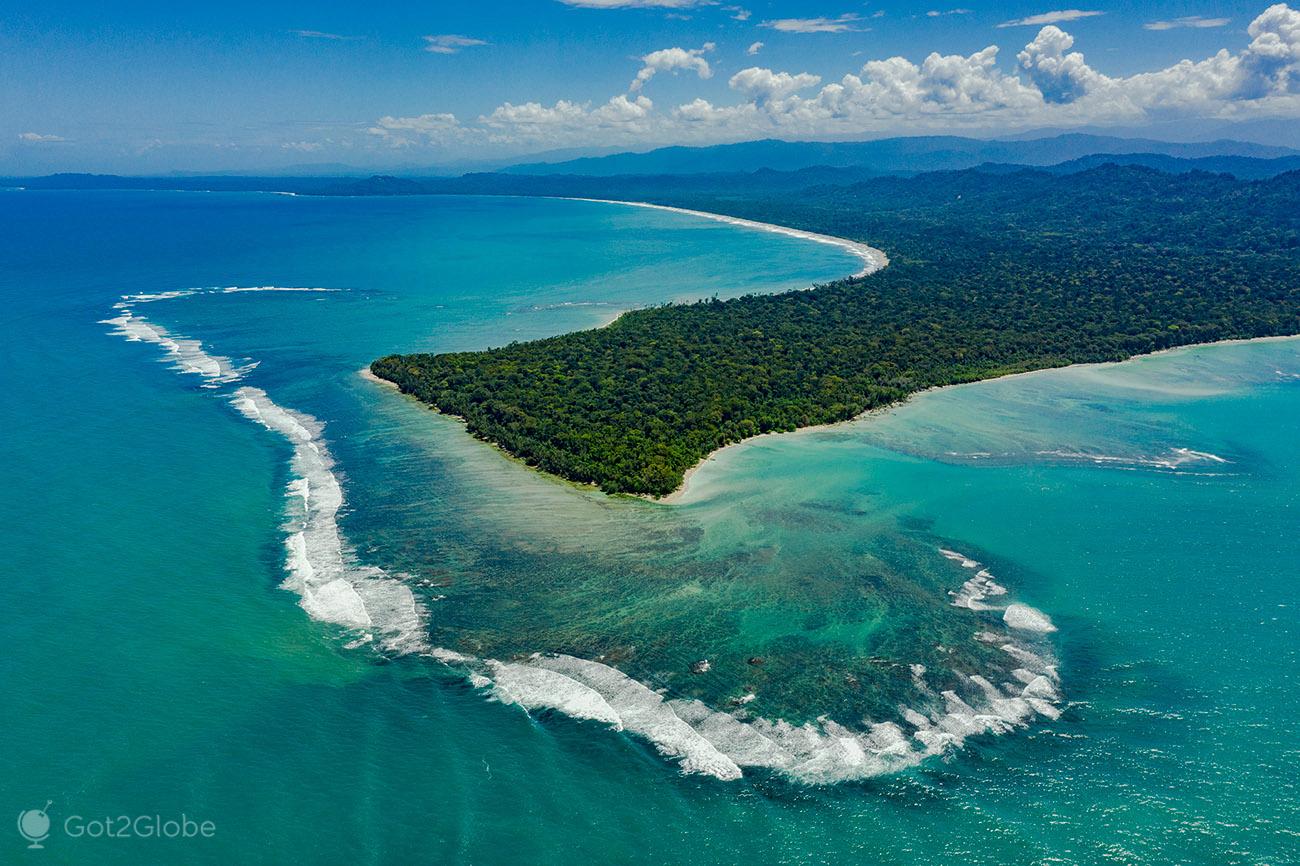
[730,67,822,109]
[480,94,656,145]
[631,43,715,92]
[1017,26,1103,103]
[367,113,463,147]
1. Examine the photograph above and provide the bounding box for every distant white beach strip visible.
[561,197,889,279]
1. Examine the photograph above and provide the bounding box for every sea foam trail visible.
[106,287,426,653]
[231,387,426,652]
[561,198,889,279]
[471,546,1063,784]
[476,642,1062,784]
[1036,447,1230,471]
[101,311,253,386]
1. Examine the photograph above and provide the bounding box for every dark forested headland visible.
[372,165,1300,496]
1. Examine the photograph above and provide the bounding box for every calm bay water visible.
[1,191,1296,864]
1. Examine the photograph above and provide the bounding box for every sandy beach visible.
[359,366,399,389]
[559,197,889,279]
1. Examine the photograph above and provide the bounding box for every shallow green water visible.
[1,191,1296,863]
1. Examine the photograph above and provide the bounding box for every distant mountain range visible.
[977,152,1300,181]
[7,134,1300,196]
[503,134,1299,177]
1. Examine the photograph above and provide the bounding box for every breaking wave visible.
[448,545,1063,784]
[1036,447,1230,471]
[105,286,425,653]
[231,387,426,652]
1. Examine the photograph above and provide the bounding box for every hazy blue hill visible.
[9,134,1300,195]
[324,175,430,195]
[503,133,1300,177]
[976,152,1300,180]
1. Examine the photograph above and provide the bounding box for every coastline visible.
[649,332,1300,504]
[359,366,398,389]
[558,197,889,279]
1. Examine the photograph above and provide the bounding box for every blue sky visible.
[3,1,1297,173]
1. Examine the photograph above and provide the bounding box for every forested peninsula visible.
[372,165,1300,497]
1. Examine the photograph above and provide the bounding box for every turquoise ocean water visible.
[1,190,1296,864]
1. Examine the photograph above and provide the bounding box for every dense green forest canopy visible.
[372,165,1300,496]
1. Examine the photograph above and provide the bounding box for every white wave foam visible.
[475,645,1063,784]
[231,387,426,652]
[219,285,340,295]
[1163,447,1228,466]
[1001,643,1059,681]
[939,548,980,569]
[1036,447,1229,470]
[950,569,1008,611]
[1003,603,1058,634]
[118,289,201,305]
[101,312,251,386]
[104,287,339,388]
[488,659,624,730]
[120,286,336,305]
[106,286,425,653]
[476,545,1057,782]
[940,549,1014,612]
[532,654,744,780]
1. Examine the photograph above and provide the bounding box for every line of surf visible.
[472,546,1062,784]
[104,286,426,654]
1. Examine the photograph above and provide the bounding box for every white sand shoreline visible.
[359,366,398,389]
[559,196,889,279]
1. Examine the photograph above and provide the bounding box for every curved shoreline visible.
[559,197,889,278]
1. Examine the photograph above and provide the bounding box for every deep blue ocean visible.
[2,190,1296,864]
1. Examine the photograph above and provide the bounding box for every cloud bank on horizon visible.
[8,2,1300,169]
[364,3,1300,153]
